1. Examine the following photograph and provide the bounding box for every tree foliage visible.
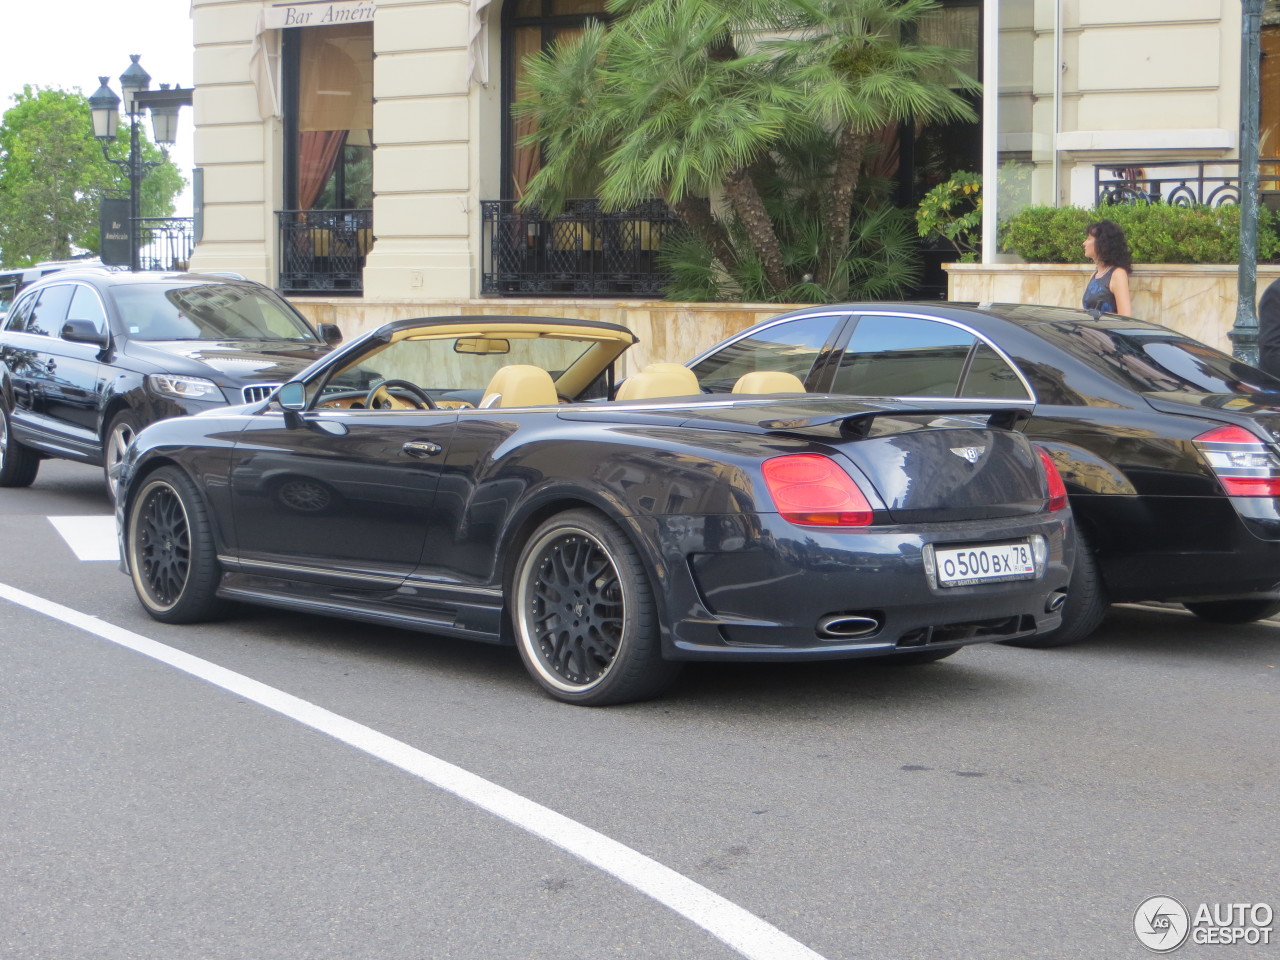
[513,0,978,301]
[0,85,184,268]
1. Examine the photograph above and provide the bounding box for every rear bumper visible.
[637,512,1074,661]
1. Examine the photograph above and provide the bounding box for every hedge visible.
[997,202,1280,264]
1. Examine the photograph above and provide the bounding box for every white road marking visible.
[0,581,827,960]
[47,516,119,562]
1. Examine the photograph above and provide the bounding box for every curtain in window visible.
[298,130,349,211]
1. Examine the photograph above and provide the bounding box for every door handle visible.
[402,441,443,458]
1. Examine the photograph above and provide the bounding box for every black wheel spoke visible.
[526,531,624,687]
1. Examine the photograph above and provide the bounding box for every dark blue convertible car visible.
[116,315,1073,705]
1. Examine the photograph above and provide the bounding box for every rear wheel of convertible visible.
[1182,598,1280,624]
[513,509,681,706]
[1001,532,1108,649]
[0,404,40,488]
[126,466,225,624]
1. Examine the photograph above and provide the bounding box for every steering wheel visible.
[364,379,437,410]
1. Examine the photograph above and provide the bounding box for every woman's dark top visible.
[1083,267,1116,312]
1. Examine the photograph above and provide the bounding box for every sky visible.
[0,1,197,215]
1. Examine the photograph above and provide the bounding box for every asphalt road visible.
[2,459,1277,960]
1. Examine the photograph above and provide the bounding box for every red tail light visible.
[762,454,874,526]
[1036,447,1069,512]
[1193,424,1280,496]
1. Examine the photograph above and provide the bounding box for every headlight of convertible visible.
[147,373,222,400]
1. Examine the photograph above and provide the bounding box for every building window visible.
[502,0,609,201]
[284,22,374,211]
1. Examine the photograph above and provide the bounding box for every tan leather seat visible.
[614,363,701,401]
[479,364,558,408]
[731,370,808,394]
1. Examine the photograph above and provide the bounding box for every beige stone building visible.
[186,0,1280,358]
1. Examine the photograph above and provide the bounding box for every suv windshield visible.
[114,282,319,342]
[1043,318,1280,397]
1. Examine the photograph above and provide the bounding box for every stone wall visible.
[945,262,1280,354]
[289,297,796,377]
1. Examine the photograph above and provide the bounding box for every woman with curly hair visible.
[1082,219,1133,315]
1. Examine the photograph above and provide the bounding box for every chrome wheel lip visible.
[128,480,192,612]
[515,523,625,695]
[0,409,8,470]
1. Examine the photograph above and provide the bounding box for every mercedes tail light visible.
[762,454,875,526]
[1193,424,1280,496]
[1036,447,1069,512]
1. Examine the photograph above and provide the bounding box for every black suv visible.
[0,270,341,501]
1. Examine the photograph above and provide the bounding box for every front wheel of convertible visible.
[513,509,681,706]
[126,466,225,623]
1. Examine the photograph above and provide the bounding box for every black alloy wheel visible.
[126,466,224,623]
[513,509,680,706]
[0,404,40,487]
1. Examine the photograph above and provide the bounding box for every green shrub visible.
[916,171,982,262]
[998,202,1280,264]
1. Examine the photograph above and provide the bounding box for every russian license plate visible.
[935,541,1035,587]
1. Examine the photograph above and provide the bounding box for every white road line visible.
[47,516,119,562]
[0,581,828,960]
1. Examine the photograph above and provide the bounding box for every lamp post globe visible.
[88,77,120,141]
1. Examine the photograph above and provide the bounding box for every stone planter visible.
[945,262,1280,355]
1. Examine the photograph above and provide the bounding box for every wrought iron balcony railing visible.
[481,199,680,297]
[135,217,195,272]
[277,208,372,295]
[1094,159,1280,208]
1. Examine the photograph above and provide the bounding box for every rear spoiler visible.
[758,403,1032,440]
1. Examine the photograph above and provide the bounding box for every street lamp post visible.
[1233,0,1266,364]
[89,56,191,272]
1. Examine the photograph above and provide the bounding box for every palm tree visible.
[514,0,978,302]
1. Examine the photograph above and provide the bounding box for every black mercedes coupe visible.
[116,315,1073,705]
[687,302,1280,646]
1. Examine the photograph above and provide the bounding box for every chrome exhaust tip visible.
[1045,591,1068,613]
[816,614,882,640]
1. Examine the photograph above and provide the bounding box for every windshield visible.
[1042,319,1280,397]
[114,282,319,342]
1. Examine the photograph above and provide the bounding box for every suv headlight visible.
[148,374,221,400]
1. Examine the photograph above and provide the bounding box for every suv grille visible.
[242,383,281,404]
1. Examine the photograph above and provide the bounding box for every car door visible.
[43,283,110,437]
[1,283,106,456]
[227,404,460,588]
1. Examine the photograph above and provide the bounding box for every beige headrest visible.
[731,370,807,394]
[615,363,701,401]
[479,364,558,408]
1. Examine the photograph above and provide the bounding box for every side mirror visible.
[277,381,307,411]
[61,319,109,348]
[319,322,343,346]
